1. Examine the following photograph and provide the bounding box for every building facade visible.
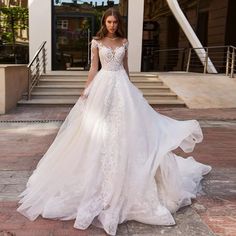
[27,0,235,72]
[28,0,143,72]
[0,0,27,7]
[142,0,236,72]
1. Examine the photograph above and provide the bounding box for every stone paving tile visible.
[193,196,236,236]
[1,106,236,121]
[200,120,236,129]
[0,201,214,236]
[0,107,236,235]
[0,171,31,201]
[0,106,71,121]
[156,107,236,121]
[193,168,236,236]
[0,123,235,173]
[202,168,236,198]
[175,127,236,168]
[125,206,215,236]
[0,123,59,171]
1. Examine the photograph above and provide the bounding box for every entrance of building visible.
[52,14,94,71]
[52,0,128,71]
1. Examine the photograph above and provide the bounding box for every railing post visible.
[186,48,191,72]
[28,68,31,100]
[226,46,230,76]
[27,41,47,100]
[36,56,40,78]
[230,47,235,78]
[204,48,208,74]
[87,28,91,67]
[42,46,46,74]
[181,48,186,71]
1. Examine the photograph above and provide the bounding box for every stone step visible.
[33,86,171,93]
[35,84,169,89]
[23,91,176,96]
[34,87,171,93]
[38,79,163,86]
[39,77,162,81]
[41,73,159,77]
[18,98,185,107]
[40,74,159,80]
[19,73,186,107]
[22,91,178,100]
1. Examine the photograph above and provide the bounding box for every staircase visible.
[18,73,185,107]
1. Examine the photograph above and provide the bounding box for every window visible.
[57,20,68,29]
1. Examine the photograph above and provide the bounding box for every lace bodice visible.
[91,39,128,71]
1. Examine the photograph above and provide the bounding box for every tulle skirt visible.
[17,68,211,235]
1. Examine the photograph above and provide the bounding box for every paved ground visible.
[159,72,236,109]
[0,106,235,236]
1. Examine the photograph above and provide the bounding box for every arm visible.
[81,40,99,98]
[123,39,130,80]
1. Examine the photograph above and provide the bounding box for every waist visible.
[100,66,125,72]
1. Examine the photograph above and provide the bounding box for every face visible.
[105,15,118,34]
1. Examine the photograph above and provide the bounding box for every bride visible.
[17,7,211,236]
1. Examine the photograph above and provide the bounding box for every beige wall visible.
[28,0,51,70]
[0,69,5,113]
[0,65,28,114]
[128,0,144,72]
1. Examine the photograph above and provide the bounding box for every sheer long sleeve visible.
[123,39,130,79]
[86,40,99,87]
[81,39,99,98]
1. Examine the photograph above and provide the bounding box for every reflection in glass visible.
[142,0,160,72]
[52,0,128,70]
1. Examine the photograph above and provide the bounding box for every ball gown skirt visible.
[17,41,211,236]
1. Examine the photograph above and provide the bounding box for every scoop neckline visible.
[93,39,127,51]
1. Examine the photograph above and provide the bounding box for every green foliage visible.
[0,6,28,44]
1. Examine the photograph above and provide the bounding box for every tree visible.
[0,6,28,63]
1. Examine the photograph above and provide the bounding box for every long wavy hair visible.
[94,8,125,40]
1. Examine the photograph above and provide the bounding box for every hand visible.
[81,94,88,100]
[80,90,88,100]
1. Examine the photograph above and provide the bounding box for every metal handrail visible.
[154,48,187,52]
[27,41,47,100]
[153,45,235,78]
[186,45,235,78]
[230,46,235,78]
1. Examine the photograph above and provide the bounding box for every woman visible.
[17,8,211,236]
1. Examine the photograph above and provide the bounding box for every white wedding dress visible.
[17,39,211,235]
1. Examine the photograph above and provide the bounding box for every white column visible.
[128,0,144,72]
[28,0,52,71]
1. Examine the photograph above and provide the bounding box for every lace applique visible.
[91,39,99,48]
[74,196,104,229]
[100,78,123,208]
[90,39,99,62]
[123,40,129,51]
[74,79,124,235]
[91,39,128,71]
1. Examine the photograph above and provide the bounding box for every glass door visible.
[52,0,128,71]
[53,15,93,70]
